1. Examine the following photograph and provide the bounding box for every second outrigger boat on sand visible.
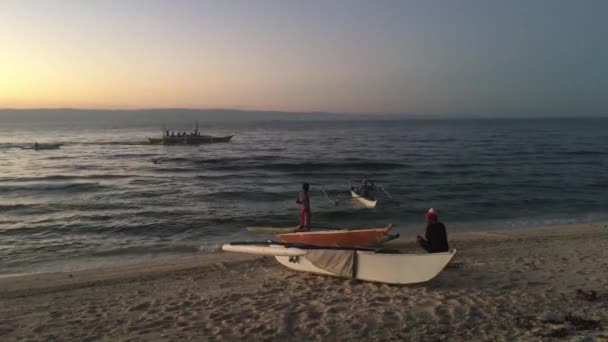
[147,122,234,145]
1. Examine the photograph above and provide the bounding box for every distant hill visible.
[2,109,597,127]
[0,108,375,125]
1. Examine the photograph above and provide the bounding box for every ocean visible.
[1,117,607,274]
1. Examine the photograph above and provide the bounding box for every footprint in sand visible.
[128,302,151,312]
[372,295,391,303]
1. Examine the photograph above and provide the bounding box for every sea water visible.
[1,117,607,273]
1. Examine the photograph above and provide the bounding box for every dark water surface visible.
[1,118,607,273]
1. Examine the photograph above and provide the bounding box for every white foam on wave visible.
[199,244,222,253]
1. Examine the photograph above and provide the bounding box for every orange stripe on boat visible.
[276,224,393,247]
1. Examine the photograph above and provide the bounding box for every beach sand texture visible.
[1,223,607,341]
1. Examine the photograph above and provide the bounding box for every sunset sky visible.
[1,0,607,115]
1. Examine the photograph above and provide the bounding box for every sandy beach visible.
[1,223,607,341]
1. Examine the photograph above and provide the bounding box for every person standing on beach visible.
[296,183,311,231]
[417,208,449,253]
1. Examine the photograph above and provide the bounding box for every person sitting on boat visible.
[359,177,375,199]
[417,208,449,253]
[296,183,311,231]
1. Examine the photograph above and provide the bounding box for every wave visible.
[153,156,405,169]
[197,190,291,201]
[195,174,258,180]
[287,171,393,178]
[215,161,407,172]
[154,155,281,165]
[0,143,21,150]
[199,244,222,253]
[90,244,201,257]
[0,182,107,193]
[0,203,41,213]
[0,142,65,150]
[556,150,606,156]
[152,167,199,173]
[75,141,150,146]
[436,162,496,168]
[411,169,472,177]
[151,159,406,174]
[0,174,132,182]
[109,153,160,159]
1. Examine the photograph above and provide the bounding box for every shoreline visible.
[1,222,607,340]
[1,222,607,292]
[4,215,608,277]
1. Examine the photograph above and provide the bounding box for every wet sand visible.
[1,223,607,341]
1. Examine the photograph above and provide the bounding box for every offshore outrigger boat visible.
[147,122,234,145]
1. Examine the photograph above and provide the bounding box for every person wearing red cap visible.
[416,208,449,253]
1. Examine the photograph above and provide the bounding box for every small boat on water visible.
[277,224,396,247]
[23,143,63,150]
[147,134,234,145]
[222,242,456,285]
[350,188,378,208]
[147,122,234,145]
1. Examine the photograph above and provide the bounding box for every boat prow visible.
[351,189,378,208]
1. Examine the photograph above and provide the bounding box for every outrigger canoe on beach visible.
[222,242,456,285]
[276,224,396,247]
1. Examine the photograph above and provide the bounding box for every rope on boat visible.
[378,185,400,205]
[320,187,338,205]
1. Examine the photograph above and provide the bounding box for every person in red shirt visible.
[296,183,311,231]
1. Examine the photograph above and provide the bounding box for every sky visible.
[1,0,607,116]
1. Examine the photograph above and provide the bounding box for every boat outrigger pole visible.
[378,185,400,205]
[320,187,338,205]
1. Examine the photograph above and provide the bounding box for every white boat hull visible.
[351,190,377,208]
[275,249,456,284]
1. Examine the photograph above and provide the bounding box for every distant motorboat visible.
[147,134,234,145]
[25,143,63,150]
[147,122,234,145]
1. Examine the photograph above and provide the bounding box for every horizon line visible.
[0,107,606,119]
